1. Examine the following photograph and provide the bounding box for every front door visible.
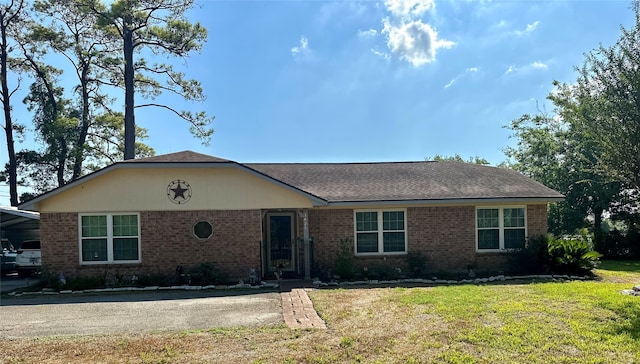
[267,212,295,272]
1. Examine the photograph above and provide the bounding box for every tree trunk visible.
[56,139,67,186]
[123,20,135,160]
[593,205,604,246]
[1,16,18,206]
[72,63,90,180]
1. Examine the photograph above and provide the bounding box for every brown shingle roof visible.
[246,161,564,203]
[19,151,564,211]
[122,150,230,163]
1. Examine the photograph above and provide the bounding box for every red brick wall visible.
[527,204,548,237]
[40,213,79,271]
[308,204,550,275]
[40,204,550,280]
[40,210,262,280]
[407,206,477,271]
[308,209,353,272]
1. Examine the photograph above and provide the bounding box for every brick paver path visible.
[281,288,327,329]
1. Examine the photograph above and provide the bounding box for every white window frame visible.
[354,209,407,256]
[78,212,142,265]
[475,206,527,252]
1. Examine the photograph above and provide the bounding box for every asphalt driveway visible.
[0,290,283,338]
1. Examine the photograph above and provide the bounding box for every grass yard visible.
[1,262,639,363]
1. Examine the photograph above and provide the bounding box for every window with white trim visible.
[476,207,526,251]
[354,210,406,254]
[80,213,141,264]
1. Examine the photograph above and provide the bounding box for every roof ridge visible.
[245,160,439,166]
[123,150,230,163]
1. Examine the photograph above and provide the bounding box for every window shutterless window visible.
[79,213,141,264]
[354,210,406,255]
[476,207,526,251]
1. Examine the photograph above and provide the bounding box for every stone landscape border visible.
[6,275,637,297]
[6,281,280,297]
[621,285,640,296]
[313,274,599,288]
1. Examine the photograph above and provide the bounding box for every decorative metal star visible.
[171,183,188,200]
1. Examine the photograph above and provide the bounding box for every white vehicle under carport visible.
[15,240,41,277]
[1,239,17,275]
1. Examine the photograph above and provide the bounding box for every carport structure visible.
[0,206,40,247]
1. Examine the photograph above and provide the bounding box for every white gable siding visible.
[37,167,314,212]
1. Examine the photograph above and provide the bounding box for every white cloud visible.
[384,0,435,18]
[358,29,378,38]
[513,20,540,36]
[291,36,309,56]
[444,78,456,89]
[504,61,548,75]
[526,21,540,33]
[444,67,479,89]
[371,48,391,60]
[531,61,547,69]
[382,19,455,67]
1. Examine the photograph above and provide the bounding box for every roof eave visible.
[324,196,565,207]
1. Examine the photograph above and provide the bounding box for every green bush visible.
[136,272,172,287]
[35,271,108,291]
[507,235,551,274]
[364,263,404,280]
[548,237,602,274]
[333,238,356,280]
[187,262,229,285]
[64,274,108,291]
[508,234,601,275]
[405,251,428,278]
[34,270,65,291]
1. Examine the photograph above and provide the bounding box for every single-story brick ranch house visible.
[19,151,563,281]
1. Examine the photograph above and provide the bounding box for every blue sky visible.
[169,0,633,164]
[0,0,636,203]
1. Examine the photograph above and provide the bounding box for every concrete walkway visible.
[280,282,326,329]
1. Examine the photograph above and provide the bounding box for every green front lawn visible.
[596,260,640,284]
[1,261,639,363]
[308,279,639,363]
[598,260,640,272]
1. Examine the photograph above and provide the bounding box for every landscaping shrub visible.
[333,238,356,280]
[34,270,65,291]
[362,263,403,280]
[64,274,108,291]
[547,236,602,274]
[507,235,551,274]
[136,272,172,287]
[187,262,229,285]
[36,271,109,291]
[405,251,428,278]
[311,261,330,282]
[111,271,136,287]
[508,234,601,275]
